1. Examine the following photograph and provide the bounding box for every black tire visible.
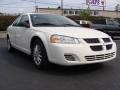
[31,39,49,69]
[7,37,14,52]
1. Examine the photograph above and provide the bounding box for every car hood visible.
[33,27,110,38]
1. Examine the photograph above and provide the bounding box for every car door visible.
[106,19,119,31]
[8,16,21,46]
[91,19,106,31]
[15,15,30,53]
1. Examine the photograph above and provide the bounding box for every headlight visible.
[50,35,80,44]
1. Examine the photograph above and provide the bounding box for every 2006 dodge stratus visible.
[7,13,117,69]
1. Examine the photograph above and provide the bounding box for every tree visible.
[80,9,91,20]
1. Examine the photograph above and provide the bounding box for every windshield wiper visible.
[63,24,80,27]
[34,23,59,26]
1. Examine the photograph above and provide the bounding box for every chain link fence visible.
[0,16,16,38]
[0,16,16,31]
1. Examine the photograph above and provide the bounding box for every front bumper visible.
[48,41,117,66]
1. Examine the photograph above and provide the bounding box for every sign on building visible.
[86,0,105,6]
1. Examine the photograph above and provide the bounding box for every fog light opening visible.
[64,55,76,61]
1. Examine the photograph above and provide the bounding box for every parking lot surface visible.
[0,39,120,90]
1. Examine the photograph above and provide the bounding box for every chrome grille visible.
[90,45,103,51]
[103,38,111,43]
[84,38,111,44]
[85,52,115,61]
[104,53,115,59]
[106,44,112,50]
[84,38,100,43]
[84,38,112,51]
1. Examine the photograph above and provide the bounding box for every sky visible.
[0,0,120,13]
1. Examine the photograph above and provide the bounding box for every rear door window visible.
[92,19,106,24]
[17,15,29,27]
[107,19,114,25]
[12,16,21,26]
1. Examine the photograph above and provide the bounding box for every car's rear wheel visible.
[7,37,14,52]
[31,39,49,69]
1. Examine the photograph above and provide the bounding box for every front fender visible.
[31,31,51,60]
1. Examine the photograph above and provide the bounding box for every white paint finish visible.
[7,13,117,66]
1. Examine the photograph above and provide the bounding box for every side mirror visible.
[22,21,30,28]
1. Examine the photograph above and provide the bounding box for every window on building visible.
[93,11,99,15]
[64,10,68,14]
[75,10,80,15]
[69,10,74,14]
[90,11,93,15]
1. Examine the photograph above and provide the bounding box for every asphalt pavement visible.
[0,39,120,90]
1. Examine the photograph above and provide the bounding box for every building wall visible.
[36,8,120,18]
[36,8,62,15]
[64,9,120,18]
[96,11,120,18]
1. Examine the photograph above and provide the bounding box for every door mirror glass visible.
[22,21,30,28]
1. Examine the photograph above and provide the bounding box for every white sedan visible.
[7,13,117,69]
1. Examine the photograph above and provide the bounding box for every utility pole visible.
[35,0,38,13]
[101,0,106,11]
[87,4,90,10]
[115,4,119,18]
[61,0,64,15]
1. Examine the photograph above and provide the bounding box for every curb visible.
[0,31,7,38]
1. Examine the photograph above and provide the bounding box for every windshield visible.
[30,14,79,27]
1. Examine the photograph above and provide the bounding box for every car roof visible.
[20,13,57,16]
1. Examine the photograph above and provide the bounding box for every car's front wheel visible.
[31,39,49,69]
[7,37,14,52]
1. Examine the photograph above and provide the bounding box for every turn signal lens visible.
[50,35,80,44]
[50,35,60,43]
